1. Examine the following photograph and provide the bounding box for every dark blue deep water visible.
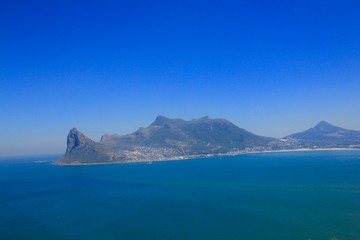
[1,151,360,240]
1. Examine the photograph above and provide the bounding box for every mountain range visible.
[57,116,360,165]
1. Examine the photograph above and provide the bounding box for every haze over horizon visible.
[1,0,360,156]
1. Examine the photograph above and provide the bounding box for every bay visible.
[1,150,360,240]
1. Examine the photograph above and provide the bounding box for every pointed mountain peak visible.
[151,115,173,126]
[155,115,170,121]
[315,120,332,127]
[313,121,339,131]
[66,128,88,153]
[69,127,79,134]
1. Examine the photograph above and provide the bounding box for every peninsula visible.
[57,116,360,165]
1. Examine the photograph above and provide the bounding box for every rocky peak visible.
[150,115,172,126]
[66,128,88,153]
[313,121,339,131]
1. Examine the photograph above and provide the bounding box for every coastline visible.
[55,148,360,166]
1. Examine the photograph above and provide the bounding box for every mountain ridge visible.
[56,117,360,165]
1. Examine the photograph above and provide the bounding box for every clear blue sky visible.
[1,0,360,156]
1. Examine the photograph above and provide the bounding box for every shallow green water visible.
[1,150,360,239]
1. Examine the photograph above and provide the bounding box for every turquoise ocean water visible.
[1,150,360,240]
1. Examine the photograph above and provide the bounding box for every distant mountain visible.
[57,116,273,165]
[101,115,272,152]
[56,118,360,165]
[286,121,360,148]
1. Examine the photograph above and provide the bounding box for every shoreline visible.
[55,148,360,166]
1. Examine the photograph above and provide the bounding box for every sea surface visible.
[1,151,360,240]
